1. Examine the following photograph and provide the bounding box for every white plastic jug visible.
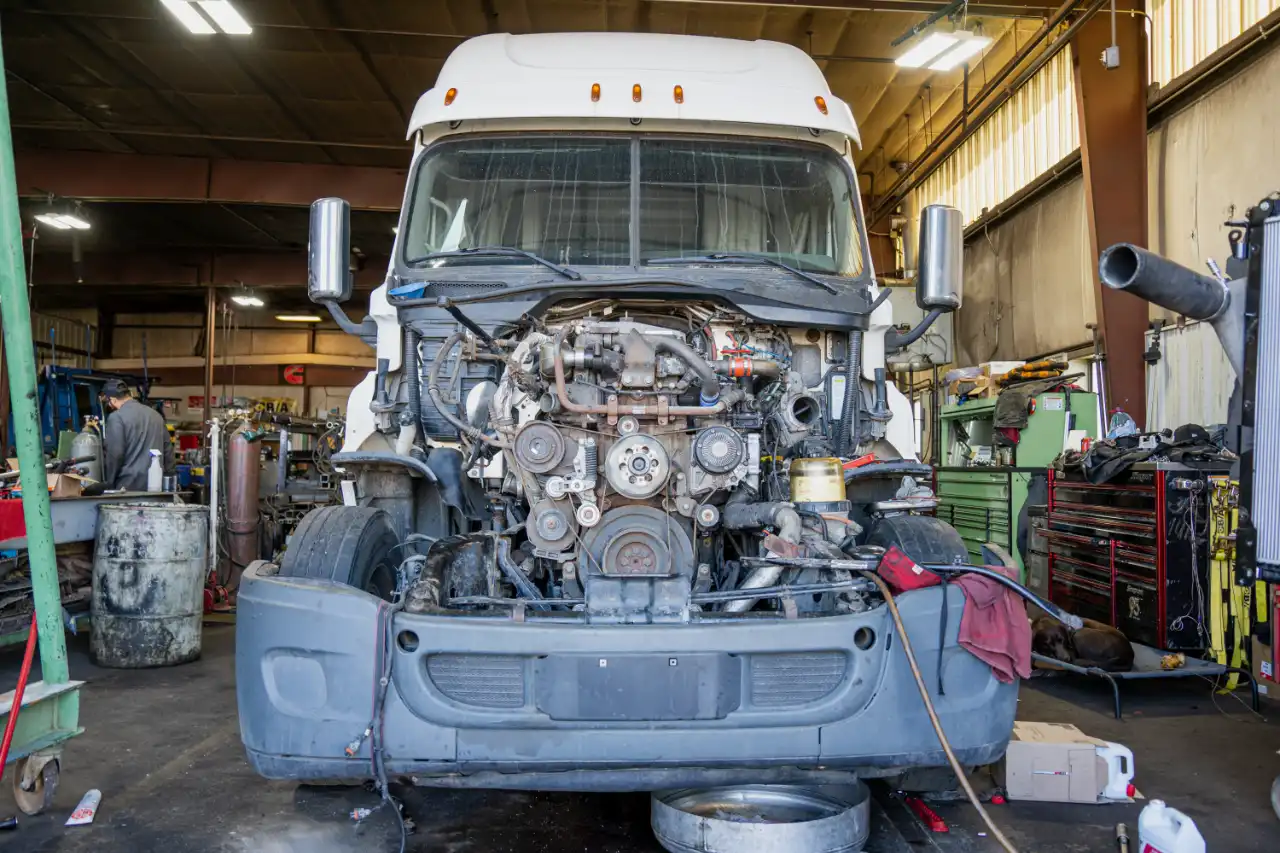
[1138,800,1205,853]
[1097,741,1135,800]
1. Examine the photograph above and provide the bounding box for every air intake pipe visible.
[1098,243,1245,376]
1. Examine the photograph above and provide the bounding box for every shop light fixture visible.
[928,31,992,71]
[276,314,323,323]
[160,0,252,36]
[895,30,991,70]
[232,294,264,307]
[35,212,91,231]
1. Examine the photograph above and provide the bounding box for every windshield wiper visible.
[645,252,839,294]
[417,246,581,280]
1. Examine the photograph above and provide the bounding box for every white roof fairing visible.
[408,33,860,146]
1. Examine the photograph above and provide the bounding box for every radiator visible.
[1256,214,1280,580]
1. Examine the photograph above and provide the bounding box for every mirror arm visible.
[884,308,942,353]
[322,299,378,345]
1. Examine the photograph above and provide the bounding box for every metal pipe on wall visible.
[225,427,261,590]
[203,284,215,428]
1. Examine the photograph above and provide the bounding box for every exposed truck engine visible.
[410,303,911,622]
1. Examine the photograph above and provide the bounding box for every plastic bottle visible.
[146,449,163,492]
[1096,741,1136,800]
[1137,800,1205,853]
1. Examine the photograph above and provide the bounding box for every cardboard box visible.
[1004,721,1112,804]
[1252,637,1275,700]
[7,458,88,498]
[46,472,87,498]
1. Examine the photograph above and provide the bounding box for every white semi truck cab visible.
[236,33,1011,794]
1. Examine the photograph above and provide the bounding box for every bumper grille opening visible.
[426,654,526,708]
[749,652,847,708]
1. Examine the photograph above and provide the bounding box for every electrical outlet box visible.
[1101,45,1120,69]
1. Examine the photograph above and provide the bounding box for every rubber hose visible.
[885,309,943,351]
[1098,243,1228,321]
[427,332,509,449]
[495,537,550,609]
[836,330,862,456]
[860,570,1020,853]
[921,563,1082,629]
[652,336,719,394]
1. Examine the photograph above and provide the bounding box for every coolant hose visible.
[427,332,509,449]
[495,537,549,610]
[860,570,1020,853]
[651,336,720,400]
[836,330,862,456]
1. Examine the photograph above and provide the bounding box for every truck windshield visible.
[401,136,865,277]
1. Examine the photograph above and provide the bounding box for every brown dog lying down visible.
[1032,615,1135,672]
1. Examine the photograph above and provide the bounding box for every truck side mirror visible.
[915,204,964,312]
[308,197,353,303]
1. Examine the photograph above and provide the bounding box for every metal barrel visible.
[1098,243,1228,320]
[91,503,209,668]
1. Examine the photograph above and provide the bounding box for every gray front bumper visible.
[236,565,1017,791]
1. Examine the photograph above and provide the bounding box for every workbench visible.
[0,491,164,549]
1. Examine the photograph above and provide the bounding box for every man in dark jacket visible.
[102,379,173,491]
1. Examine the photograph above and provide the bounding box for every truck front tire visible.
[277,506,398,600]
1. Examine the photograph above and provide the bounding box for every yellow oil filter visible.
[789,457,846,504]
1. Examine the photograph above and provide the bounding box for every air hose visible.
[859,570,1021,853]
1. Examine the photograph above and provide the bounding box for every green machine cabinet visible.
[935,391,1098,578]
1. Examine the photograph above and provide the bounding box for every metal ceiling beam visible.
[1073,3,1148,426]
[644,0,1074,15]
[14,149,407,211]
[28,250,389,289]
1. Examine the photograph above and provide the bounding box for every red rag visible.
[878,545,941,593]
[877,547,1031,683]
[950,564,1032,683]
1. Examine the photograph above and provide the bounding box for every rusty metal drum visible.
[91,502,209,668]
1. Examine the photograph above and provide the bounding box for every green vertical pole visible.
[0,25,69,684]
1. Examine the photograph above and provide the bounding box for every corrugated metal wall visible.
[1144,321,1234,430]
[32,311,96,370]
[1148,0,1280,86]
[955,175,1094,363]
[910,51,1078,225]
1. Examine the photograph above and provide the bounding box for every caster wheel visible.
[13,756,59,816]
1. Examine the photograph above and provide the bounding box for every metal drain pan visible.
[652,782,870,853]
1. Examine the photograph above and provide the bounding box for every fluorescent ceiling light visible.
[160,0,215,34]
[276,314,322,323]
[929,32,993,71]
[35,213,91,230]
[232,294,264,307]
[160,1,252,35]
[197,1,253,35]
[895,33,958,68]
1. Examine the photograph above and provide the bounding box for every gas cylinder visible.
[70,419,103,482]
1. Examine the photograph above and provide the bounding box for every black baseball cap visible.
[102,379,131,399]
